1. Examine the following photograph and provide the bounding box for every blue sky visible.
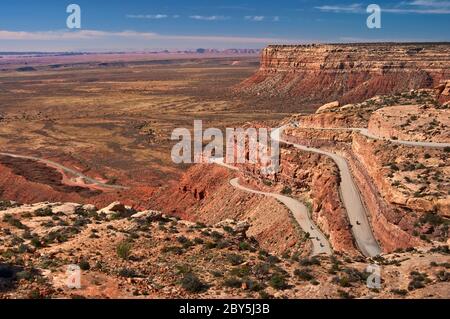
[0,0,449,51]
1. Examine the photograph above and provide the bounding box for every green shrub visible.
[269,273,288,290]
[391,289,408,296]
[79,260,90,271]
[223,277,242,288]
[223,226,234,234]
[204,242,217,249]
[227,253,244,266]
[3,215,28,230]
[229,265,251,278]
[239,241,251,251]
[389,163,399,171]
[245,279,265,292]
[34,207,53,217]
[266,255,280,264]
[177,236,189,244]
[116,240,133,260]
[294,269,314,281]
[0,200,18,211]
[161,245,184,255]
[211,231,223,240]
[337,289,353,299]
[118,268,138,278]
[420,213,444,226]
[193,237,204,245]
[281,186,292,195]
[436,270,449,282]
[253,263,271,279]
[30,237,42,248]
[182,273,206,293]
[216,240,230,249]
[299,257,321,266]
[259,291,271,299]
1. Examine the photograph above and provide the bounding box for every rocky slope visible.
[239,43,450,106]
[1,201,449,299]
[368,105,450,143]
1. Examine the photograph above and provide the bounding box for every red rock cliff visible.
[239,43,450,105]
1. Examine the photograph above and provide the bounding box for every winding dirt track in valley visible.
[213,158,332,256]
[0,152,128,190]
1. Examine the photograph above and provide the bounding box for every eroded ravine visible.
[213,158,332,256]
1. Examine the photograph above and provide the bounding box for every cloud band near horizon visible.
[0,29,305,51]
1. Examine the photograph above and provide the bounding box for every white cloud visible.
[126,14,169,19]
[189,15,230,21]
[273,16,280,22]
[315,1,450,14]
[315,4,364,13]
[245,16,265,21]
[410,0,450,8]
[0,29,297,44]
[0,29,120,40]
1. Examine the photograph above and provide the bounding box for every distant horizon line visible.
[2,41,450,54]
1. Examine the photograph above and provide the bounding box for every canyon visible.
[1,45,449,299]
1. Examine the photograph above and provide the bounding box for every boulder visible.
[100,202,126,213]
[99,202,131,219]
[50,203,80,215]
[131,210,163,222]
[316,101,340,114]
[215,219,250,236]
[235,221,251,234]
[82,204,97,212]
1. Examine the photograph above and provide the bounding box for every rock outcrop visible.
[316,101,340,114]
[436,79,450,104]
[239,43,450,106]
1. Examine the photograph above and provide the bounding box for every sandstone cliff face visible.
[239,43,450,105]
[345,138,422,251]
[351,133,449,246]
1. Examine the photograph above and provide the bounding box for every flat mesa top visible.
[266,42,450,48]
